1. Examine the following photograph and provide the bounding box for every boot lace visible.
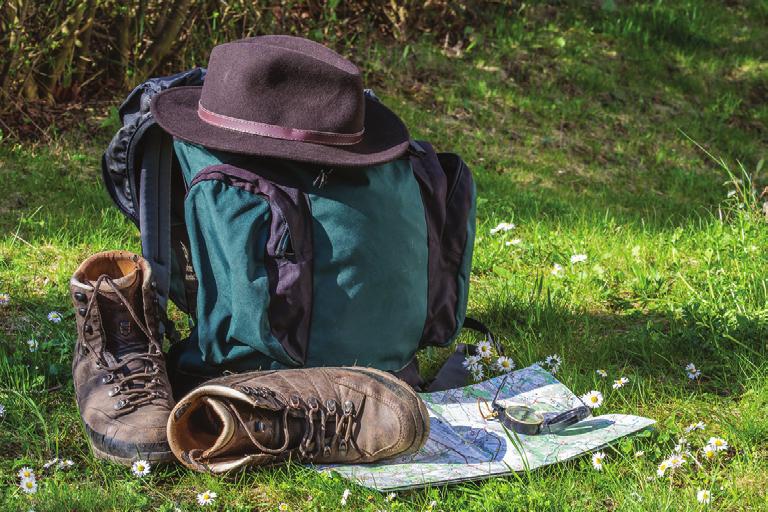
[80,274,167,412]
[231,388,359,460]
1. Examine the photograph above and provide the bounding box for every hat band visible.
[197,103,364,146]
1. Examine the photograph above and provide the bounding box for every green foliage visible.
[0,0,498,104]
[1,1,767,510]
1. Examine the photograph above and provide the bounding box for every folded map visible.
[321,364,655,491]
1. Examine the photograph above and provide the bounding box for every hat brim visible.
[151,86,410,167]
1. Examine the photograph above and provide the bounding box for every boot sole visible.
[90,441,176,465]
[348,367,431,458]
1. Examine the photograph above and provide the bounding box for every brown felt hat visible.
[151,36,410,167]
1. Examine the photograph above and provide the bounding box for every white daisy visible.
[596,369,607,378]
[131,459,150,477]
[0,403,5,417]
[385,493,396,502]
[278,503,289,511]
[702,444,717,461]
[656,460,669,477]
[634,450,645,458]
[27,338,39,352]
[0,293,9,306]
[612,377,629,389]
[490,222,515,234]
[580,390,603,409]
[427,500,438,510]
[542,354,561,374]
[495,356,514,373]
[685,362,701,379]
[471,366,485,382]
[47,311,63,323]
[42,458,59,469]
[696,489,711,504]
[591,451,606,471]
[707,437,728,451]
[505,239,522,246]
[20,477,38,494]
[462,354,482,371]
[476,340,493,359]
[58,459,74,470]
[196,490,217,506]
[551,263,563,276]
[667,454,686,468]
[545,354,561,366]
[18,467,35,480]
[341,488,351,506]
[570,254,587,264]
[684,421,706,433]
[674,437,690,453]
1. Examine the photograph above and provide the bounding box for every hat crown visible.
[199,36,365,136]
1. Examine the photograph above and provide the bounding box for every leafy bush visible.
[0,0,499,105]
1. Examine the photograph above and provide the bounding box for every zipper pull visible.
[313,168,333,188]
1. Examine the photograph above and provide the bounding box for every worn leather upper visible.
[167,367,430,472]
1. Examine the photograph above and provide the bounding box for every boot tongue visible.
[93,269,146,355]
[201,398,303,460]
[90,268,151,379]
[90,268,139,293]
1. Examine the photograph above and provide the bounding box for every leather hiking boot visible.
[70,250,175,464]
[167,367,430,472]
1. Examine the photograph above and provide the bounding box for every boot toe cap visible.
[83,408,173,463]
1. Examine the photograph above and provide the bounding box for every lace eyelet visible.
[113,399,128,410]
[343,400,354,414]
[102,373,114,384]
[108,386,120,397]
[307,397,319,410]
[326,399,337,413]
[290,394,301,408]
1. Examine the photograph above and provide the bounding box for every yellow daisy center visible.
[590,396,598,403]
[25,481,33,488]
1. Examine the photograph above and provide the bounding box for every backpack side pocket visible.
[411,143,476,348]
[188,164,313,367]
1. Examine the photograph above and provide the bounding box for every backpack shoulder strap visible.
[101,68,206,338]
[138,126,173,312]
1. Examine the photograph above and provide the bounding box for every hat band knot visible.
[197,102,364,146]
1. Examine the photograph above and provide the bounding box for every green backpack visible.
[102,70,482,393]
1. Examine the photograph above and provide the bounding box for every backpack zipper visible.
[275,224,294,258]
[313,168,333,189]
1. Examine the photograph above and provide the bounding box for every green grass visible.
[2,1,767,510]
